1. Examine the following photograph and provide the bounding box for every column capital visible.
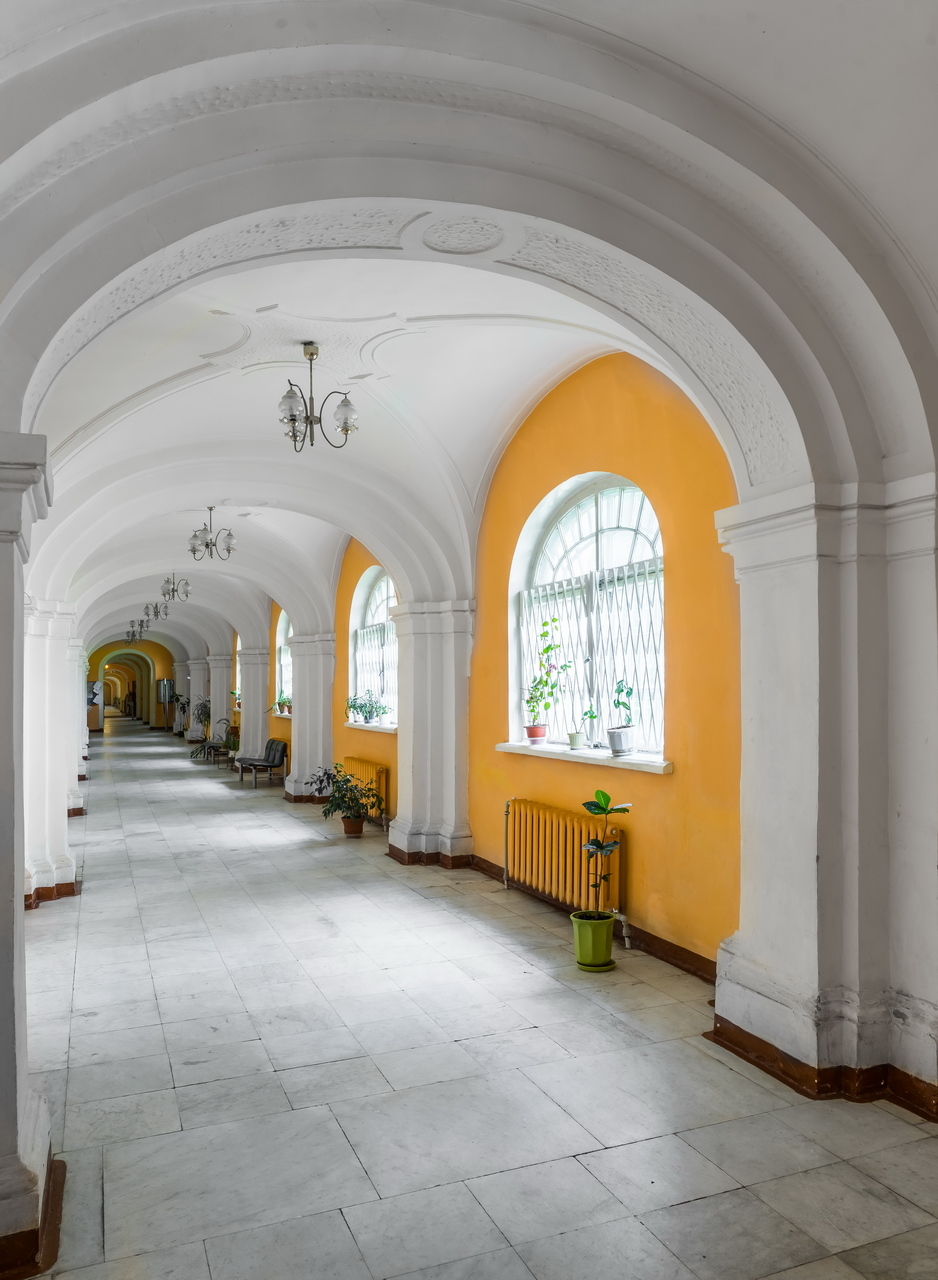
[0,432,51,559]
[288,634,335,657]
[390,600,474,635]
[237,648,269,667]
[206,653,232,667]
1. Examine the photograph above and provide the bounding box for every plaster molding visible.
[422,216,505,255]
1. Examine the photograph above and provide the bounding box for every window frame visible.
[348,567,399,726]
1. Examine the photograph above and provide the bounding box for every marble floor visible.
[25,717,938,1280]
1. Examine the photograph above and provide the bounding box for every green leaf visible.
[594,789,611,808]
[609,804,632,814]
[582,801,605,815]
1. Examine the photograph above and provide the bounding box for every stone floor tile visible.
[156,991,246,1024]
[331,990,428,1026]
[775,1100,930,1159]
[391,1249,536,1280]
[752,1162,935,1251]
[352,1014,451,1055]
[429,1005,533,1040]
[248,999,344,1037]
[343,1182,508,1279]
[262,1027,364,1069]
[331,1071,598,1197]
[579,1133,739,1211]
[459,1028,572,1072]
[277,1056,394,1106]
[371,1041,482,1089]
[54,1242,211,1279]
[70,1000,161,1036]
[103,1103,377,1257]
[516,1216,696,1280]
[851,1135,938,1213]
[838,1222,938,1277]
[64,1089,180,1149]
[168,1039,272,1086]
[55,1145,104,1271]
[69,1025,167,1069]
[466,1156,628,1244]
[641,1188,829,1280]
[160,1013,258,1054]
[67,1054,174,1104]
[680,1112,841,1184]
[761,1262,865,1280]
[539,1016,650,1056]
[203,1209,370,1280]
[612,1002,714,1042]
[175,1073,291,1129]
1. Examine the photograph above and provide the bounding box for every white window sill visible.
[495,741,673,774]
[344,721,398,734]
[271,711,293,719]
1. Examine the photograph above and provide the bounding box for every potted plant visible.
[307,765,337,804]
[277,690,292,714]
[524,618,569,741]
[607,679,634,756]
[346,690,389,724]
[231,688,241,709]
[320,764,385,836]
[568,705,597,750]
[190,695,211,738]
[571,789,631,971]
[172,692,190,737]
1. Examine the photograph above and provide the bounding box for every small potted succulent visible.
[568,705,597,750]
[524,618,569,741]
[321,764,386,837]
[607,679,634,756]
[571,789,631,971]
[346,690,389,724]
[308,765,337,804]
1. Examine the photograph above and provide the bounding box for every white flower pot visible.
[568,732,586,750]
[607,726,634,756]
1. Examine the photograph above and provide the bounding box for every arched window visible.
[350,571,398,723]
[519,478,664,753]
[276,611,293,701]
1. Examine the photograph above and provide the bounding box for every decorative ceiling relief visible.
[212,310,406,381]
[422,217,505,255]
[502,229,795,486]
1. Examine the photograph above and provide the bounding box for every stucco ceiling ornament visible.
[422,217,505,254]
[502,230,795,486]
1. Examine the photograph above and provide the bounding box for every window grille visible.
[352,574,398,721]
[519,484,664,753]
[276,612,292,699]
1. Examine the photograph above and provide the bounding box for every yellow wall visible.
[267,603,293,751]
[469,354,740,961]
[333,539,398,817]
[88,640,175,727]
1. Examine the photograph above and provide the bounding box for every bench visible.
[238,738,288,787]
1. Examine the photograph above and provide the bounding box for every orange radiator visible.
[505,798,621,914]
[342,756,388,822]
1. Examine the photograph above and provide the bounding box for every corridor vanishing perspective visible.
[29,720,938,1280]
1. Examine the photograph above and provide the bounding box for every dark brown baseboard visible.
[283,793,328,804]
[0,1155,65,1280]
[77,774,87,782]
[627,924,717,983]
[708,1015,938,1121]
[386,845,473,869]
[66,806,85,818]
[24,882,81,911]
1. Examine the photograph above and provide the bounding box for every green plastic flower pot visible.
[570,910,616,972]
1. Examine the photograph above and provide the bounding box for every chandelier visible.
[161,573,190,602]
[278,342,359,453]
[188,506,235,561]
[126,616,148,645]
[144,601,170,623]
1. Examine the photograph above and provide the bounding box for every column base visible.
[66,808,85,818]
[0,1157,66,1280]
[386,845,472,869]
[24,882,81,910]
[709,1014,938,1122]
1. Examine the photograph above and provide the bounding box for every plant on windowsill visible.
[307,765,337,804]
[568,705,597,751]
[607,679,634,756]
[320,764,385,837]
[268,690,292,715]
[571,789,631,972]
[230,688,241,710]
[524,618,570,742]
[346,690,389,725]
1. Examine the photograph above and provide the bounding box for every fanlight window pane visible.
[522,485,664,754]
[353,574,398,721]
[276,612,293,700]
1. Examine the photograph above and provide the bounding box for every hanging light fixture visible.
[126,617,147,645]
[278,342,359,453]
[144,601,170,623]
[161,573,190,602]
[188,506,236,561]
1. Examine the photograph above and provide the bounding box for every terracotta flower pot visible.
[525,724,548,741]
[341,816,365,837]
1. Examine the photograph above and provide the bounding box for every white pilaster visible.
[187,658,208,739]
[388,601,473,860]
[68,641,87,800]
[207,653,232,740]
[285,634,335,797]
[0,432,53,1244]
[237,648,269,759]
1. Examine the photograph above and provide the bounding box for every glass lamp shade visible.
[161,578,174,599]
[333,394,359,433]
[187,532,200,554]
[177,579,190,600]
[197,525,212,548]
[279,387,305,423]
[219,530,236,553]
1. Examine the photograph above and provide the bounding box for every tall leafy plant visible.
[581,789,631,916]
[524,617,570,725]
[320,764,386,821]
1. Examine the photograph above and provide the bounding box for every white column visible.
[172,661,189,734]
[187,658,208,739]
[68,641,87,797]
[715,483,892,1072]
[388,601,473,865]
[285,633,335,798]
[237,648,269,759]
[207,654,232,740]
[0,432,53,1251]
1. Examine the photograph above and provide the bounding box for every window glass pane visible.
[276,612,292,700]
[353,574,398,721]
